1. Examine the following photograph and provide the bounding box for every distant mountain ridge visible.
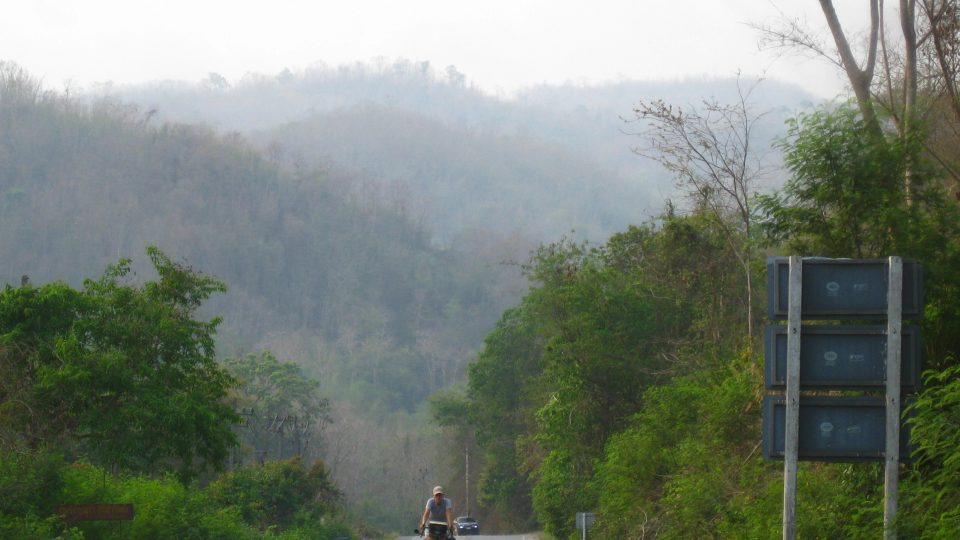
[0,66,509,409]
[0,60,822,531]
[112,61,819,244]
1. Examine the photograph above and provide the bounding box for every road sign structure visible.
[767,257,923,319]
[762,396,913,462]
[576,511,595,540]
[765,324,921,391]
[764,256,920,540]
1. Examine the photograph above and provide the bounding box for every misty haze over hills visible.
[0,59,820,530]
[112,61,819,244]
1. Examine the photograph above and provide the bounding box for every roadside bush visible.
[0,447,356,539]
[0,450,75,538]
[206,457,341,533]
[0,450,64,517]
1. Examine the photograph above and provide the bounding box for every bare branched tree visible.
[752,1,960,192]
[919,0,960,124]
[627,77,771,342]
[821,0,885,135]
[754,1,883,136]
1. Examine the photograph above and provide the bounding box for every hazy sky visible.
[2,1,871,99]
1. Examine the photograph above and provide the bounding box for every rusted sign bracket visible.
[56,503,135,523]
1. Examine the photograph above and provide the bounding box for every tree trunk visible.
[902,0,918,203]
[926,0,960,123]
[819,0,884,137]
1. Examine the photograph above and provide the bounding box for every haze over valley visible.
[9,1,960,538]
[0,59,814,531]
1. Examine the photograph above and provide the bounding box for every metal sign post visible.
[782,255,802,540]
[884,257,902,540]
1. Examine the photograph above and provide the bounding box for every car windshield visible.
[458,517,476,523]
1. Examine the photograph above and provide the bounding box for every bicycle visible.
[415,520,456,540]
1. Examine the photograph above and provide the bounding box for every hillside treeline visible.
[456,6,960,534]
[0,61,520,532]
[7,33,960,537]
[0,245,359,538]
[455,96,960,538]
[0,62,514,409]
[115,58,812,245]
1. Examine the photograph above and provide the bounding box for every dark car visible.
[455,516,480,535]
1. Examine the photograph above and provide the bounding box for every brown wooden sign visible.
[56,504,134,523]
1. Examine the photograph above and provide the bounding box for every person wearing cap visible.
[418,485,455,539]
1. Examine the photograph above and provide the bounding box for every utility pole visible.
[465,444,470,516]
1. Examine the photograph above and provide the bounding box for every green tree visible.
[605,208,754,365]
[206,457,341,533]
[0,450,70,538]
[900,365,960,537]
[466,213,751,537]
[756,102,960,538]
[756,104,960,370]
[224,351,330,463]
[591,363,774,539]
[758,106,926,257]
[0,247,238,482]
[629,78,770,340]
[526,241,682,537]
[465,306,544,532]
[428,388,478,520]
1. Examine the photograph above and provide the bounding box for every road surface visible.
[397,534,538,540]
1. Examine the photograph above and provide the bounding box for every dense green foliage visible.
[459,102,960,539]
[592,365,770,538]
[6,54,960,537]
[0,451,354,539]
[0,251,368,537]
[0,247,237,482]
[758,107,930,257]
[901,365,960,537]
[224,352,330,465]
[465,306,543,531]
[758,105,960,372]
[0,64,515,531]
[464,210,751,538]
[207,457,341,533]
[0,63,505,409]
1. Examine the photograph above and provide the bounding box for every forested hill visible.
[112,60,817,243]
[0,65,516,413]
[257,105,638,243]
[0,60,822,533]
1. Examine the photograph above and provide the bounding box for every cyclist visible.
[418,485,455,539]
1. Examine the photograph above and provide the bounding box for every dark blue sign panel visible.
[764,325,921,391]
[767,258,923,320]
[763,396,912,462]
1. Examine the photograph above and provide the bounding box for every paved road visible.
[397,534,537,540]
